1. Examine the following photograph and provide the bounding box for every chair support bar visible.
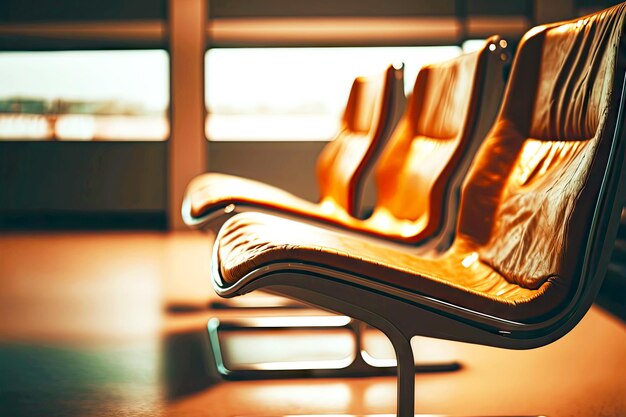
[207,315,460,380]
[236,276,423,416]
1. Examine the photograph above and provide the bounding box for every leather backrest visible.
[370,39,500,241]
[457,4,626,290]
[316,65,401,217]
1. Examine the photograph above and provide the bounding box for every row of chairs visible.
[184,36,507,251]
[183,3,626,416]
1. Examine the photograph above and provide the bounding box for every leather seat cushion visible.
[217,211,569,323]
[188,172,448,242]
[188,172,332,220]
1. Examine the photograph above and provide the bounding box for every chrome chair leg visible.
[207,315,460,380]
[216,276,421,416]
[269,280,419,417]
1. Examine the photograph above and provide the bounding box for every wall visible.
[0,142,167,228]
[207,141,326,202]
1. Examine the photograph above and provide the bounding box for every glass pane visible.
[205,46,461,141]
[0,50,169,141]
[462,39,488,53]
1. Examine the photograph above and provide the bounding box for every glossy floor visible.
[1,232,625,416]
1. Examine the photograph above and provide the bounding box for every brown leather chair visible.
[346,35,507,247]
[189,40,507,379]
[184,38,508,250]
[183,64,404,229]
[210,4,626,415]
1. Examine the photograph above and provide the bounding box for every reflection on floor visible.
[0,232,625,416]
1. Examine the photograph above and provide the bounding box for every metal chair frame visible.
[210,71,626,416]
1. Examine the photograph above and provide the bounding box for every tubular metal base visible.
[207,316,461,380]
[234,415,545,417]
[237,415,545,417]
[209,291,308,310]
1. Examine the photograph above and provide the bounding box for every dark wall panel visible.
[0,142,167,213]
[466,0,533,16]
[210,0,457,18]
[208,141,326,203]
[0,0,167,23]
[576,0,624,9]
[0,38,167,51]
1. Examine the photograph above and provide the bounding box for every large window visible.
[205,46,461,141]
[0,50,169,141]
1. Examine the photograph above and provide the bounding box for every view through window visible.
[205,46,462,141]
[0,50,169,141]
